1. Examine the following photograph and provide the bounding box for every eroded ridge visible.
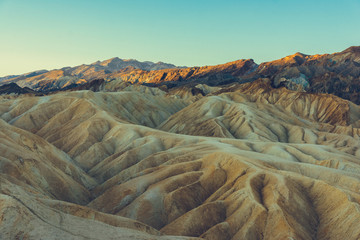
[1,83,360,239]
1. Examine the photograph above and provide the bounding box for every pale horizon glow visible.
[1,0,360,77]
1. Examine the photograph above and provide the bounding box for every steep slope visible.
[0,92,197,240]
[0,89,195,239]
[0,119,95,204]
[1,83,360,239]
[0,90,192,170]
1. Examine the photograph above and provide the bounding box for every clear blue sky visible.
[0,0,359,76]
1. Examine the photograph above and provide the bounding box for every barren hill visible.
[1,79,360,239]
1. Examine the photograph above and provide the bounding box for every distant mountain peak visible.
[342,46,360,53]
[267,52,308,66]
[293,52,307,57]
[98,57,123,66]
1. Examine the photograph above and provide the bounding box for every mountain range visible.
[1,47,360,239]
[1,46,360,105]
[0,58,180,91]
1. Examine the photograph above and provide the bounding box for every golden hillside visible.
[1,80,360,239]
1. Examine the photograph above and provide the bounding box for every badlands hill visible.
[1,77,360,239]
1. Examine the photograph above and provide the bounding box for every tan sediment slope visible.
[1,82,360,239]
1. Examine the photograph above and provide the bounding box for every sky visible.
[0,0,359,76]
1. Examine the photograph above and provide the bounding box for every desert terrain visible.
[1,49,360,239]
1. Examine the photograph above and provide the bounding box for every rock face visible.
[1,79,360,239]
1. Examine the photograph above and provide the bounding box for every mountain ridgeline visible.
[1,46,360,104]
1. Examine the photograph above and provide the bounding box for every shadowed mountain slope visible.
[0,83,39,95]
